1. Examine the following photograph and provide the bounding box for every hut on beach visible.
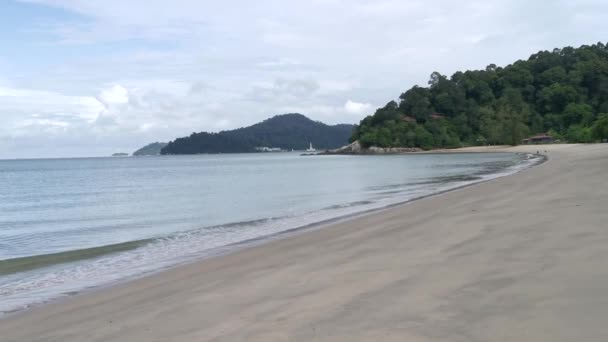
[522,134,554,144]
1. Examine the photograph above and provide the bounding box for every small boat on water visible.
[305,142,316,152]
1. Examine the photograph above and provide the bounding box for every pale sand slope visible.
[2,144,608,342]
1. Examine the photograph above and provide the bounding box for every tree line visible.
[351,42,608,149]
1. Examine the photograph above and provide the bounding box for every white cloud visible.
[250,79,320,101]
[0,86,103,126]
[344,100,373,115]
[256,58,301,68]
[4,0,608,157]
[215,119,231,129]
[98,85,129,105]
[318,80,354,94]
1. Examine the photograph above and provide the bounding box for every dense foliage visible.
[133,142,168,156]
[351,43,608,149]
[161,114,354,154]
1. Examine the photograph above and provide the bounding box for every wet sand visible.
[2,144,608,341]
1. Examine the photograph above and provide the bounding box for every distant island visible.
[161,113,354,155]
[111,153,129,157]
[133,142,168,156]
[350,43,608,150]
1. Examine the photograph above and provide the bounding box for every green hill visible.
[161,114,354,154]
[351,42,608,149]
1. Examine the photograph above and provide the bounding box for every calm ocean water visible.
[0,152,541,314]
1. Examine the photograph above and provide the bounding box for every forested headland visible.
[351,43,608,149]
[161,114,354,154]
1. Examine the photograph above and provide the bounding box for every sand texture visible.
[1,144,607,341]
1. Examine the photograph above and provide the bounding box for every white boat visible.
[305,142,316,152]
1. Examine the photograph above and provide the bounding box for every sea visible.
[0,152,542,314]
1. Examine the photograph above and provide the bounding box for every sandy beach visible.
[2,143,608,341]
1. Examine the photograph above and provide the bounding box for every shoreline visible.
[0,145,605,340]
[0,150,542,316]
[322,144,566,156]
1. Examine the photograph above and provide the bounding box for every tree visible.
[414,125,434,150]
[592,114,608,140]
[399,86,431,122]
[566,125,593,143]
[528,111,544,134]
[536,83,579,113]
[371,101,400,125]
[350,43,608,150]
[479,107,504,144]
[498,89,530,145]
[537,66,567,86]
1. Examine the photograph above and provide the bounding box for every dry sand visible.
[2,144,608,341]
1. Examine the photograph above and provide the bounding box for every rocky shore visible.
[321,141,423,155]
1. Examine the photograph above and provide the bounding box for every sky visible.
[1,0,607,158]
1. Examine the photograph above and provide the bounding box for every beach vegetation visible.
[591,114,608,140]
